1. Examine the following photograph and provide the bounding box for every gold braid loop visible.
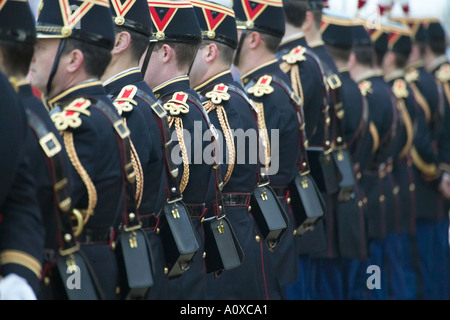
[409,82,431,123]
[396,99,414,160]
[122,118,143,208]
[63,131,97,225]
[204,100,236,187]
[441,81,450,111]
[279,61,291,74]
[252,101,271,170]
[174,117,190,193]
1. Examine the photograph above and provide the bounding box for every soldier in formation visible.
[0,0,449,300]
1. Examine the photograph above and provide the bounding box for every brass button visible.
[164,267,169,275]
[409,184,415,192]
[115,287,121,295]
[203,252,206,259]
[255,235,261,242]
[115,16,125,25]
[44,276,50,286]
[379,195,385,202]
[248,205,252,212]
[393,186,400,195]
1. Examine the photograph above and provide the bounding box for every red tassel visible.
[402,4,410,15]
[358,0,367,10]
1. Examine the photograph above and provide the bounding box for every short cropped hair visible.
[0,40,34,76]
[61,38,112,78]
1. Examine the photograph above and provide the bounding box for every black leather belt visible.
[78,227,113,245]
[185,203,207,218]
[222,193,251,206]
[140,214,158,230]
[272,186,288,198]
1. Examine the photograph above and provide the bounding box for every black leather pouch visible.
[203,215,244,278]
[332,149,357,202]
[249,184,288,252]
[115,225,154,300]
[335,191,369,260]
[307,147,342,195]
[288,173,326,236]
[158,200,200,279]
[55,248,104,300]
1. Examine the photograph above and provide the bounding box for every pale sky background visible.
[26,0,450,40]
[328,0,450,28]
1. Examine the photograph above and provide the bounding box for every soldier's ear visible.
[65,48,84,74]
[348,52,356,70]
[248,31,261,49]
[113,31,132,55]
[161,43,173,63]
[205,43,218,62]
[301,11,314,33]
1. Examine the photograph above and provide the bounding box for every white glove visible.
[0,274,37,300]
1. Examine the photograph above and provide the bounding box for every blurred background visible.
[26,0,450,55]
[329,0,450,31]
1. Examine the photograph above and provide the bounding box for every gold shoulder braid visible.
[436,64,450,108]
[114,85,144,208]
[279,47,307,106]
[113,85,138,115]
[163,92,191,193]
[50,98,91,131]
[409,82,431,123]
[63,131,98,236]
[358,80,373,97]
[410,147,440,181]
[392,79,414,160]
[50,98,97,236]
[405,68,420,83]
[281,46,307,65]
[122,118,144,209]
[251,100,271,170]
[205,83,231,105]
[203,84,235,187]
[247,75,275,98]
[163,91,190,116]
[369,122,379,154]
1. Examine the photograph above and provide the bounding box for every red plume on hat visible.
[322,0,329,9]
[357,0,367,10]
[397,0,410,16]
[378,0,393,16]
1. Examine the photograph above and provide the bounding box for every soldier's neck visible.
[101,54,137,84]
[304,28,322,47]
[238,50,275,77]
[351,64,381,83]
[282,24,304,43]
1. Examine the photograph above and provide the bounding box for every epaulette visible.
[113,85,138,116]
[281,46,307,65]
[405,68,420,83]
[247,75,274,98]
[358,80,373,97]
[163,91,190,116]
[205,84,231,105]
[392,79,409,99]
[436,63,450,83]
[51,97,91,131]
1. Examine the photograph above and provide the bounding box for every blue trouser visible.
[416,218,450,300]
[384,232,417,300]
[366,239,389,300]
[308,257,345,300]
[284,254,311,300]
